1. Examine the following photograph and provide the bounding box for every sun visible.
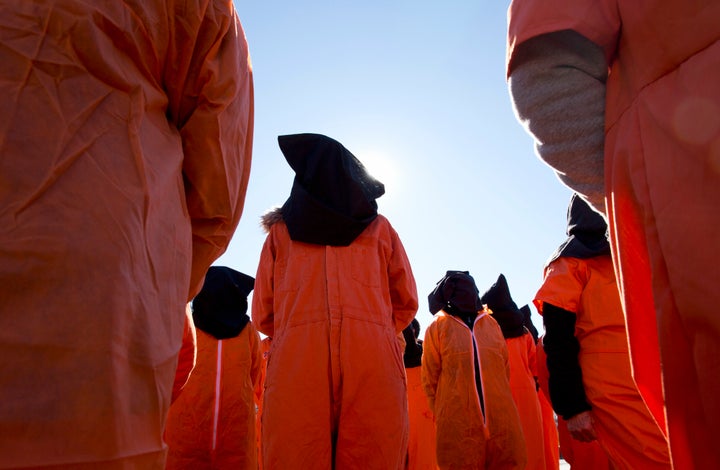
[358,150,400,190]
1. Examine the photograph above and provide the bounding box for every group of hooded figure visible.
[164,133,671,470]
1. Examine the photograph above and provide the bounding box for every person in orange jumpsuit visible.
[403,319,439,470]
[506,2,720,467]
[422,270,526,469]
[252,133,419,470]
[537,336,609,470]
[0,2,253,468]
[481,274,545,470]
[165,266,261,470]
[520,305,560,470]
[533,194,671,470]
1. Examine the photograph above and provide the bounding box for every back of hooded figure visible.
[482,274,546,470]
[422,271,526,469]
[252,134,419,470]
[165,267,262,470]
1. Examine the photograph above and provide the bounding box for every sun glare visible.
[359,151,400,190]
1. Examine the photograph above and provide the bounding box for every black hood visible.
[428,271,482,316]
[520,304,539,343]
[192,266,255,340]
[279,133,385,246]
[402,318,423,368]
[548,193,610,265]
[480,274,525,339]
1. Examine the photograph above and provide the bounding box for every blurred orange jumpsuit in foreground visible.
[403,320,439,470]
[423,271,526,469]
[482,275,545,470]
[507,1,720,467]
[252,134,418,470]
[165,267,261,470]
[536,337,608,470]
[534,195,670,470]
[0,2,253,468]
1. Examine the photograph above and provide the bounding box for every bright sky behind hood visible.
[217,1,574,337]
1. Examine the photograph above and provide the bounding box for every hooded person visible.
[506,2,720,467]
[533,194,671,469]
[520,305,559,470]
[0,2,253,467]
[481,274,545,470]
[403,319,439,470]
[165,267,262,470]
[252,133,418,470]
[422,270,526,469]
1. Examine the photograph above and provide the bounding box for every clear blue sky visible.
[217,1,574,337]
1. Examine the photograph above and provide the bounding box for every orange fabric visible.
[172,304,199,404]
[505,333,545,470]
[422,311,526,470]
[508,2,720,467]
[536,336,608,470]
[255,337,272,470]
[0,2,253,468]
[537,388,559,470]
[534,257,670,470]
[557,417,613,470]
[406,366,439,470]
[252,215,418,470]
[165,323,262,470]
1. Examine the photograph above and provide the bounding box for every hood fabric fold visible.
[192,266,255,340]
[279,133,385,246]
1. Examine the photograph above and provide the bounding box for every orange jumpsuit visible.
[165,323,262,469]
[0,2,253,468]
[505,333,545,470]
[536,336,608,470]
[507,2,720,467]
[534,257,670,470]
[406,366,439,470]
[537,387,559,470]
[422,311,526,469]
[255,337,272,470]
[252,214,418,470]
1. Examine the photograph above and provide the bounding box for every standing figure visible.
[521,305,559,470]
[507,1,720,467]
[533,194,671,469]
[403,319,439,470]
[165,267,262,470]
[422,271,526,469]
[0,2,253,467]
[482,274,545,470]
[252,133,418,470]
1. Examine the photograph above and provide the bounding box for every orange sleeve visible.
[421,322,441,413]
[387,227,418,333]
[165,2,255,299]
[248,323,263,389]
[534,257,587,315]
[251,233,277,338]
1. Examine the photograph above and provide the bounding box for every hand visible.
[565,411,597,443]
